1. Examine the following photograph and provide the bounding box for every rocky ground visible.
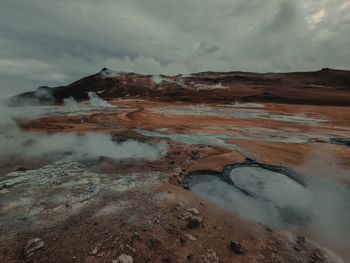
[1,70,350,262]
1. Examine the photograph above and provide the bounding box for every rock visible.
[148,238,161,250]
[294,246,301,251]
[200,249,219,263]
[175,201,183,208]
[112,254,133,263]
[311,249,325,262]
[230,240,244,254]
[125,244,136,253]
[185,233,197,241]
[186,215,203,229]
[131,232,141,241]
[186,207,200,216]
[16,167,27,172]
[90,244,101,256]
[24,238,45,257]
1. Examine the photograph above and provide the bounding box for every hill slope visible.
[11,68,350,106]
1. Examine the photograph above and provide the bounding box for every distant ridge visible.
[11,68,350,106]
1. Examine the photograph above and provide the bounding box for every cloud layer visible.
[0,0,349,95]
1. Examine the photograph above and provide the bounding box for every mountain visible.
[11,67,350,106]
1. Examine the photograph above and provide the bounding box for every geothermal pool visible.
[185,161,313,228]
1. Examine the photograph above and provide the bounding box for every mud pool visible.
[184,160,350,231]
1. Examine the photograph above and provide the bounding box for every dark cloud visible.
[0,0,349,95]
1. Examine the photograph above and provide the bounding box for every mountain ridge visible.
[11,68,350,106]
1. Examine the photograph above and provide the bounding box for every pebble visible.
[311,249,325,262]
[89,244,101,256]
[24,238,45,258]
[112,254,133,263]
[200,249,219,263]
[230,240,245,254]
[186,215,203,229]
[186,208,200,216]
[185,233,197,241]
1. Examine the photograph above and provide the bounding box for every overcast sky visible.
[0,0,349,96]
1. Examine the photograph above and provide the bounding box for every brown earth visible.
[1,69,350,262]
[12,68,350,106]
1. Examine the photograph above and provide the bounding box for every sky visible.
[0,0,349,96]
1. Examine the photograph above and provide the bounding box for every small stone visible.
[175,201,183,207]
[24,238,45,257]
[311,249,325,262]
[125,244,136,253]
[131,232,140,241]
[186,215,203,229]
[186,208,200,216]
[294,246,301,251]
[230,240,244,254]
[90,244,101,256]
[200,249,219,263]
[16,167,27,172]
[112,254,133,263]
[185,233,197,241]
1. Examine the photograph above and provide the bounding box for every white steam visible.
[63,96,80,111]
[151,75,163,84]
[87,92,113,108]
[62,92,114,112]
[189,160,350,258]
[99,69,121,79]
[0,97,165,163]
[1,131,164,161]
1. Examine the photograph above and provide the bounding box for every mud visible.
[1,95,350,262]
[184,160,311,228]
